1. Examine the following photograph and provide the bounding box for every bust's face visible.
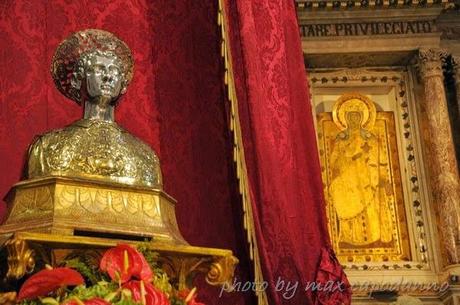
[84,54,124,102]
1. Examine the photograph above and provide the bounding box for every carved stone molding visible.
[392,295,423,305]
[295,0,453,10]
[417,48,449,79]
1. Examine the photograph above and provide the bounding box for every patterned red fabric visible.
[315,249,351,305]
[0,1,254,304]
[224,0,351,304]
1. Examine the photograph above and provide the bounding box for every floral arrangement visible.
[16,244,204,305]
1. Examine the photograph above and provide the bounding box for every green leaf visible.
[64,258,102,285]
[66,282,118,301]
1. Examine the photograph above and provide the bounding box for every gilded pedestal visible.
[0,177,186,244]
[0,232,237,292]
[0,177,238,292]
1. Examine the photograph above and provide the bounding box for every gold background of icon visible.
[317,93,411,263]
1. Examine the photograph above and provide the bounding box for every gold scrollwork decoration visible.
[157,254,237,291]
[206,255,238,287]
[5,238,35,280]
[158,256,209,290]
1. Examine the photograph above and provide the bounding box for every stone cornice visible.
[295,0,454,11]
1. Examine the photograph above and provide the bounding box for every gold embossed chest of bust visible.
[28,119,162,187]
[27,29,162,188]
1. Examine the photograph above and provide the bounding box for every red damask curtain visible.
[223,1,351,304]
[0,1,254,304]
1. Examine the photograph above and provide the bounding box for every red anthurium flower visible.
[100,244,153,283]
[123,281,169,305]
[17,267,84,301]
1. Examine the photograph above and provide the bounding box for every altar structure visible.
[296,0,460,303]
[0,29,236,299]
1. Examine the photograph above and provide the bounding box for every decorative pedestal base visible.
[0,232,238,294]
[0,177,187,244]
[0,177,238,301]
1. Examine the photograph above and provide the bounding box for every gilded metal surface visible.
[158,254,238,291]
[1,177,186,244]
[206,255,238,286]
[4,238,35,280]
[2,232,231,256]
[317,93,410,263]
[159,256,209,291]
[27,29,162,188]
[332,93,376,131]
[0,292,16,305]
[51,29,133,104]
[28,119,162,188]
[0,29,239,293]
[0,232,236,290]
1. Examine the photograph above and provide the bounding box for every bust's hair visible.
[71,49,128,92]
[51,29,134,104]
[77,49,123,74]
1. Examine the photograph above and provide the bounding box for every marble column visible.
[417,48,460,266]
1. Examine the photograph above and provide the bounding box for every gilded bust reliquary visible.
[0,29,237,294]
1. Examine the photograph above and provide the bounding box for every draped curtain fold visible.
[1,1,350,304]
[222,1,351,304]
